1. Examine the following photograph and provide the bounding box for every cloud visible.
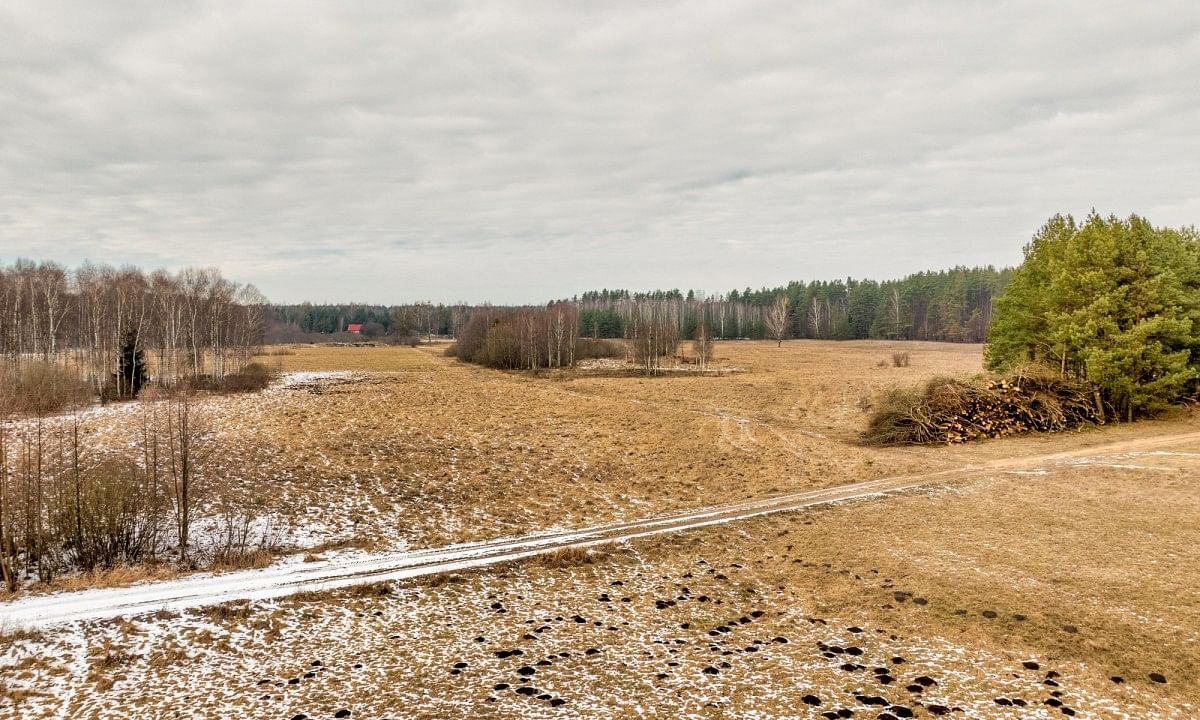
[1,0,1198,303]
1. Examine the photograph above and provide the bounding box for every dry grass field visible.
[227,340,1003,548]
[28,340,1005,555]
[5,445,1197,718]
[2,340,1198,718]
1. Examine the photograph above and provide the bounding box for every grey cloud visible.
[1,0,1198,303]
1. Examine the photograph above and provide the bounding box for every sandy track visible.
[5,428,1198,629]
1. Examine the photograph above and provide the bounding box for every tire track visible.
[4,428,1198,628]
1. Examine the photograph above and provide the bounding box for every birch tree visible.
[764,294,790,347]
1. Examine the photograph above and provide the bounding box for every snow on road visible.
[2,474,934,628]
[6,428,1199,629]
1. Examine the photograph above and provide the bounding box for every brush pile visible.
[862,372,1103,445]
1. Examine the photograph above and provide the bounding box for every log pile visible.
[862,372,1103,445]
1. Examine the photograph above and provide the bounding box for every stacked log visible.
[863,372,1102,445]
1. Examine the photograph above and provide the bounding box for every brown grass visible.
[348,580,395,597]
[34,339,1191,579]
[306,536,377,554]
[0,625,44,644]
[203,600,256,623]
[172,340,995,550]
[256,343,440,372]
[209,549,274,572]
[529,543,616,568]
[52,448,1194,717]
[661,450,1200,702]
[86,636,137,692]
[10,340,1196,718]
[0,681,38,706]
[30,563,183,595]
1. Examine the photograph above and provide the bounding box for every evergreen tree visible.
[986,213,1200,418]
[115,329,148,399]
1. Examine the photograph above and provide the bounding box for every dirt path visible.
[4,428,1199,629]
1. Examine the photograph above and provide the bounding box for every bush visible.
[452,311,524,369]
[577,338,624,360]
[533,544,613,568]
[53,457,154,571]
[891,352,910,368]
[191,363,273,393]
[224,362,273,392]
[210,548,273,572]
[0,361,92,415]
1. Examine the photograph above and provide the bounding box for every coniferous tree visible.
[986,213,1200,418]
[115,329,148,399]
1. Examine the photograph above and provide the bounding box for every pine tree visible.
[115,329,148,399]
[986,213,1200,418]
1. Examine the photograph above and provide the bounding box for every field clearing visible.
[6,339,1191,575]
[11,340,1014,559]
[3,340,1197,719]
[260,344,445,373]
[3,438,1196,718]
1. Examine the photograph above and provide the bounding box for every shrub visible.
[210,548,273,572]
[349,580,395,597]
[223,362,273,392]
[191,363,273,393]
[577,338,624,360]
[203,600,255,622]
[533,544,613,568]
[453,305,584,370]
[453,311,525,369]
[52,457,155,571]
[0,361,92,415]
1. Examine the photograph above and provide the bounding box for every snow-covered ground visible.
[1,473,934,628]
[1,510,1181,720]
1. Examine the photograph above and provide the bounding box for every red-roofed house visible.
[346,323,364,334]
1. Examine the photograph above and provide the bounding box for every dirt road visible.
[5,428,1198,629]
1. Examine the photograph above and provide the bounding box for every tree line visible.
[272,266,1012,348]
[576,266,1011,343]
[269,303,464,342]
[1,260,268,396]
[448,302,682,375]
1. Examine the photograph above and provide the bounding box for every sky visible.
[1,1,1198,304]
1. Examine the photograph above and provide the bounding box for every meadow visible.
[2,340,1197,718]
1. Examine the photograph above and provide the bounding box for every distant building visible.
[346,323,364,334]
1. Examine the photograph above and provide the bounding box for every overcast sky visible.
[2,1,1198,304]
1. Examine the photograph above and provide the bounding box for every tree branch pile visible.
[862,371,1103,445]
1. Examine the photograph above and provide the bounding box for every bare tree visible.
[693,315,714,371]
[764,294,790,347]
[631,301,679,375]
[165,385,208,564]
[0,379,12,592]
